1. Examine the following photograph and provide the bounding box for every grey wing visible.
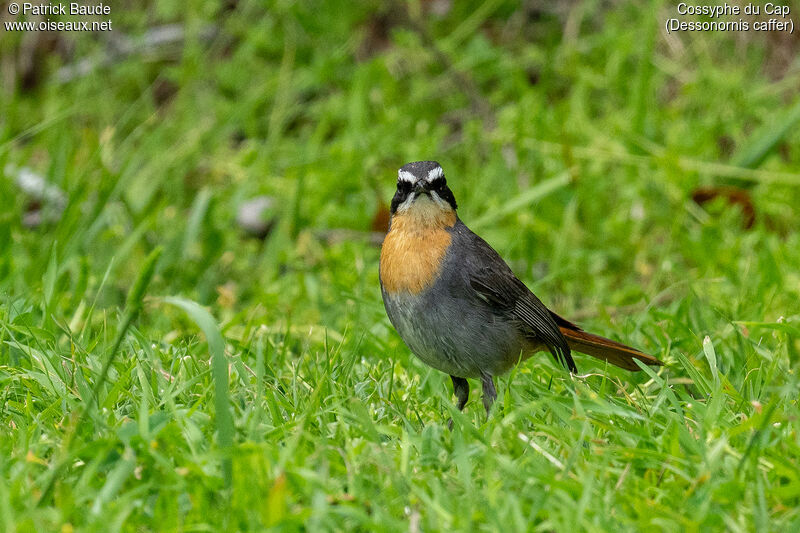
[454,222,577,373]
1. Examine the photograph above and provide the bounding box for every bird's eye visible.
[398,180,412,193]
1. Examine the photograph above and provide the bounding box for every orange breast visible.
[380,207,456,295]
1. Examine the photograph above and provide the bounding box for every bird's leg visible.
[451,375,469,410]
[448,375,469,430]
[480,373,497,416]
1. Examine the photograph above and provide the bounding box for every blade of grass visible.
[93,246,163,401]
[90,449,137,516]
[36,246,162,506]
[702,336,720,389]
[162,296,233,487]
[470,170,572,230]
[181,187,212,260]
[521,138,800,185]
[731,99,800,170]
[42,243,58,323]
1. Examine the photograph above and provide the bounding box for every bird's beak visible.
[413,182,429,195]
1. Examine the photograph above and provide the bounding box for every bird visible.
[379,161,663,416]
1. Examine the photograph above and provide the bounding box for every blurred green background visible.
[1,1,799,531]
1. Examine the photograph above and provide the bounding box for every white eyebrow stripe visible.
[426,166,443,181]
[398,170,416,183]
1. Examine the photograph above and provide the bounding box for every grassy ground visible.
[2,1,800,531]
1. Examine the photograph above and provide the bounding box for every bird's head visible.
[390,161,457,219]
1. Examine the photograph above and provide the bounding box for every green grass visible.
[2,0,800,531]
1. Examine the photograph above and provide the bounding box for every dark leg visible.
[448,376,469,430]
[480,373,497,415]
[451,375,469,410]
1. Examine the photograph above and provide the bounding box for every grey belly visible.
[382,288,526,378]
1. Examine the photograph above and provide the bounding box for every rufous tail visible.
[559,327,663,371]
